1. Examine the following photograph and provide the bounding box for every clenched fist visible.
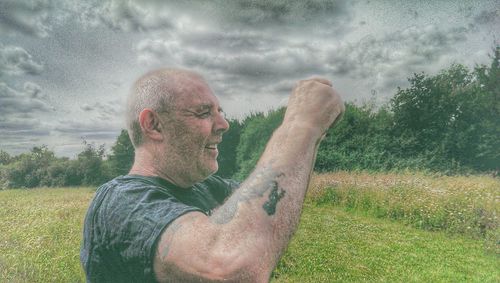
[283,78,345,136]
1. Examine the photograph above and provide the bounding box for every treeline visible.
[0,134,134,189]
[0,47,498,188]
[231,48,499,179]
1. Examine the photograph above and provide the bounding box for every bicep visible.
[153,209,264,282]
[153,211,228,282]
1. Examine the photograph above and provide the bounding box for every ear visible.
[139,108,164,142]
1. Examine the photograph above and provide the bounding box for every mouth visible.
[205,143,219,150]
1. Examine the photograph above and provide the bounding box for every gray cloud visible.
[135,37,180,65]
[473,9,500,26]
[88,0,353,35]
[135,31,324,82]
[96,0,174,32]
[23,81,43,98]
[0,44,44,76]
[323,24,470,92]
[0,110,52,155]
[134,16,475,101]
[134,36,325,101]
[53,119,121,142]
[0,81,52,149]
[181,30,284,54]
[0,82,52,115]
[0,0,52,37]
[203,0,352,33]
[0,116,46,132]
[80,101,123,120]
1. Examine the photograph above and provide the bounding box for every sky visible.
[0,0,498,157]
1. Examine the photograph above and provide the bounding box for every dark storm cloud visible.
[0,0,53,37]
[0,44,44,76]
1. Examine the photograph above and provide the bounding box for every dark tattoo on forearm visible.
[210,165,285,224]
[262,182,285,216]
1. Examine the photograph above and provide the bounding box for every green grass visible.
[273,203,500,282]
[1,173,499,282]
[309,172,500,253]
[0,188,93,283]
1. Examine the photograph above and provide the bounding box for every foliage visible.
[315,103,395,172]
[390,53,500,171]
[76,141,110,186]
[107,129,135,177]
[0,142,112,189]
[0,150,11,165]
[217,119,243,178]
[233,47,500,177]
[0,146,57,188]
[234,108,286,180]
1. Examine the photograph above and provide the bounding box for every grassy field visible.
[308,171,500,253]
[0,188,92,282]
[0,172,499,282]
[273,204,499,282]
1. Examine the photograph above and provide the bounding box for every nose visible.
[214,111,230,134]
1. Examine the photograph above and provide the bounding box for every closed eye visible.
[196,111,211,118]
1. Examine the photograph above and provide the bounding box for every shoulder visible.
[98,175,173,203]
[87,175,187,228]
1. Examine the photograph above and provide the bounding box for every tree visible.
[217,119,243,178]
[76,141,110,185]
[391,65,471,155]
[4,146,56,188]
[0,150,11,165]
[315,103,394,171]
[234,108,285,180]
[470,45,500,170]
[107,129,135,177]
[390,47,500,171]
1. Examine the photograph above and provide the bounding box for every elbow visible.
[203,250,272,282]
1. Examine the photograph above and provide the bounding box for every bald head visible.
[126,68,205,147]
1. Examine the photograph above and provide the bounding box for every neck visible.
[129,147,194,188]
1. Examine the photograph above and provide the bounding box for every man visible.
[81,68,344,282]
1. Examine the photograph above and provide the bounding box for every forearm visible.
[209,122,322,275]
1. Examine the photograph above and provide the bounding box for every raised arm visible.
[154,78,344,282]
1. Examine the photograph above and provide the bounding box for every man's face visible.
[159,78,229,184]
